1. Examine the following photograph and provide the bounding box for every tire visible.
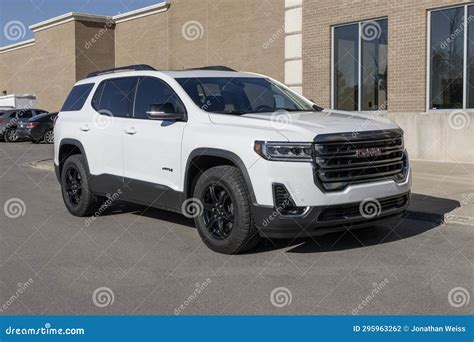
[43,129,54,144]
[192,165,260,254]
[60,154,101,217]
[4,129,18,142]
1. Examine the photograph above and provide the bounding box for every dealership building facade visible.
[0,0,472,163]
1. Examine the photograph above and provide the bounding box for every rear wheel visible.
[43,129,54,144]
[60,155,101,217]
[192,165,260,254]
[4,129,18,142]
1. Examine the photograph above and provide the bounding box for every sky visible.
[0,0,162,46]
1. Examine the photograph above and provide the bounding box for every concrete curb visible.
[29,159,54,172]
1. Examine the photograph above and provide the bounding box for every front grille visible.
[313,129,406,191]
[318,193,409,222]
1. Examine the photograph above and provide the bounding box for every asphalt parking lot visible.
[0,142,472,315]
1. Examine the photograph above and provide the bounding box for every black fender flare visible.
[183,148,257,205]
[57,138,90,181]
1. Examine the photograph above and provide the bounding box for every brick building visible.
[0,0,473,163]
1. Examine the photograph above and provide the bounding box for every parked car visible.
[0,108,48,142]
[16,112,58,144]
[54,64,411,254]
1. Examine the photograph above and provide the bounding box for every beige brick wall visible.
[75,21,116,81]
[302,0,464,112]
[302,0,473,163]
[115,0,285,82]
[0,22,77,111]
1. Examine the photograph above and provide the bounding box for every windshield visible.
[176,77,316,114]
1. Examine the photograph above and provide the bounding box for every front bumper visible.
[252,192,410,238]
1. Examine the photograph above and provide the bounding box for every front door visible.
[123,76,187,208]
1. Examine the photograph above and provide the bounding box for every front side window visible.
[61,83,94,112]
[176,77,315,114]
[133,77,186,119]
[333,18,388,111]
[94,78,137,118]
[429,5,474,109]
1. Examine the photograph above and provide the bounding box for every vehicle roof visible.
[77,70,262,84]
[30,112,57,121]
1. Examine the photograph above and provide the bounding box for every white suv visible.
[54,64,411,254]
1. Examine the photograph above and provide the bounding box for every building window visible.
[333,18,388,111]
[429,4,474,110]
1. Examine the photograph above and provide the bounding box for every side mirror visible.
[146,103,184,120]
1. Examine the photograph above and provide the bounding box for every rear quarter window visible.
[61,83,94,111]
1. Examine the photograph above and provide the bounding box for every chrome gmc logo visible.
[355,147,382,158]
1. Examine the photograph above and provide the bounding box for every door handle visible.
[80,124,90,132]
[125,127,137,135]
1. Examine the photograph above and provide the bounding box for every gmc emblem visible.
[355,147,382,158]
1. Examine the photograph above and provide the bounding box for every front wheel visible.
[192,165,260,254]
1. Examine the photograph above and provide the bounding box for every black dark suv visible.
[0,108,48,142]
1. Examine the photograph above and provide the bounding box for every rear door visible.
[85,77,137,190]
[123,76,187,205]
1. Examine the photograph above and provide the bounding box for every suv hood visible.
[209,109,400,141]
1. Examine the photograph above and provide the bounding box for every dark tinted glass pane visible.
[468,6,474,108]
[98,78,136,117]
[61,83,94,111]
[430,7,464,109]
[16,110,32,119]
[134,77,185,119]
[334,24,359,111]
[361,19,388,110]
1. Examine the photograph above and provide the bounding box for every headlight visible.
[254,141,313,162]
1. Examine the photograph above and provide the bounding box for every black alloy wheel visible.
[202,183,235,240]
[64,166,82,207]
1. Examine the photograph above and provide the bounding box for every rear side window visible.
[93,78,136,118]
[61,83,94,111]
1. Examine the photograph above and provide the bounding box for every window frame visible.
[91,76,138,118]
[131,76,188,121]
[427,4,472,111]
[331,17,388,112]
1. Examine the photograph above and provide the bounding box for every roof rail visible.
[86,64,157,78]
[187,66,236,72]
